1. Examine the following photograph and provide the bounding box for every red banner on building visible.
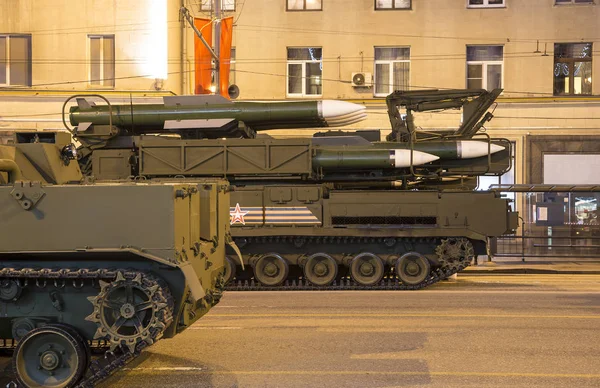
[193,18,213,94]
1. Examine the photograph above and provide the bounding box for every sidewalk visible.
[464,257,600,274]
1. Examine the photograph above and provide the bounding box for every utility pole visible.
[179,5,221,95]
[214,0,221,95]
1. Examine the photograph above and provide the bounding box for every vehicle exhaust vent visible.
[332,216,437,225]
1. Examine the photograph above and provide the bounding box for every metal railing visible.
[495,235,600,259]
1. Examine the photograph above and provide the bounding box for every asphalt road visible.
[2,274,599,388]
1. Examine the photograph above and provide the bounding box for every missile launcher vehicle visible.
[60,88,517,291]
[0,132,231,386]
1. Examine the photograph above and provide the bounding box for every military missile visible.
[311,136,505,160]
[371,141,504,159]
[69,95,366,133]
[313,148,439,170]
[369,140,505,159]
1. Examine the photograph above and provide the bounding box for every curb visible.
[464,268,600,275]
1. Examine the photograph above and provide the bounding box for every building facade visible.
[1,0,600,255]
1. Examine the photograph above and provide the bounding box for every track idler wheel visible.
[223,256,237,285]
[350,253,385,286]
[13,324,88,388]
[254,253,289,286]
[436,238,475,271]
[85,272,173,353]
[303,253,338,286]
[396,252,431,286]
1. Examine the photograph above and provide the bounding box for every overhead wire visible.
[1,3,596,98]
[6,17,600,44]
[6,49,599,67]
[1,8,598,44]
[0,65,595,98]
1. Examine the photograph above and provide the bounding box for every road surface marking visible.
[208,313,600,319]
[317,327,456,333]
[123,367,205,371]
[119,369,600,379]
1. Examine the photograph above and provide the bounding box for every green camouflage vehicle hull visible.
[224,185,516,289]
[0,133,230,387]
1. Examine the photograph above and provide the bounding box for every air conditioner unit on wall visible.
[351,72,372,87]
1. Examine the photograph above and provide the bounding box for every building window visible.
[554,43,592,95]
[0,35,32,87]
[287,47,322,97]
[467,0,505,7]
[466,45,503,90]
[200,0,236,11]
[89,35,115,87]
[374,47,410,96]
[375,0,411,9]
[287,0,322,11]
[555,0,594,4]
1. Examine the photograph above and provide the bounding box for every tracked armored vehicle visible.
[60,89,517,292]
[0,131,231,387]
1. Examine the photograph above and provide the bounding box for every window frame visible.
[465,45,504,91]
[200,0,236,11]
[467,0,506,8]
[286,0,323,12]
[88,34,115,88]
[286,47,323,98]
[374,0,412,10]
[373,46,411,97]
[0,34,32,87]
[553,42,593,96]
[554,0,595,5]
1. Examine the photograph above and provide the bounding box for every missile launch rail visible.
[54,88,517,292]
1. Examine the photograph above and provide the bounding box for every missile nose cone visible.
[392,150,440,168]
[458,141,505,159]
[320,100,366,119]
[489,143,505,154]
[410,150,440,166]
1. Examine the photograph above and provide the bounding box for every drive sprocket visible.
[85,272,173,353]
[435,238,475,271]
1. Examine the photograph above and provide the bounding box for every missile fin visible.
[76,98,96,110]
[76,122,93,133]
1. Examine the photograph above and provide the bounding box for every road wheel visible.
[13,324,88,388]
[223,256,237,285]
[254,253,289,286]
[304,253,338,286]
[350,253,385,286]
[396,252,431,286]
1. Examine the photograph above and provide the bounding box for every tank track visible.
[0,267,170,388]
[225,261,469,291]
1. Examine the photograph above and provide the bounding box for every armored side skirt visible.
[0,181,228,339]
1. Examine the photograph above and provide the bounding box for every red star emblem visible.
[230,203,249,225]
